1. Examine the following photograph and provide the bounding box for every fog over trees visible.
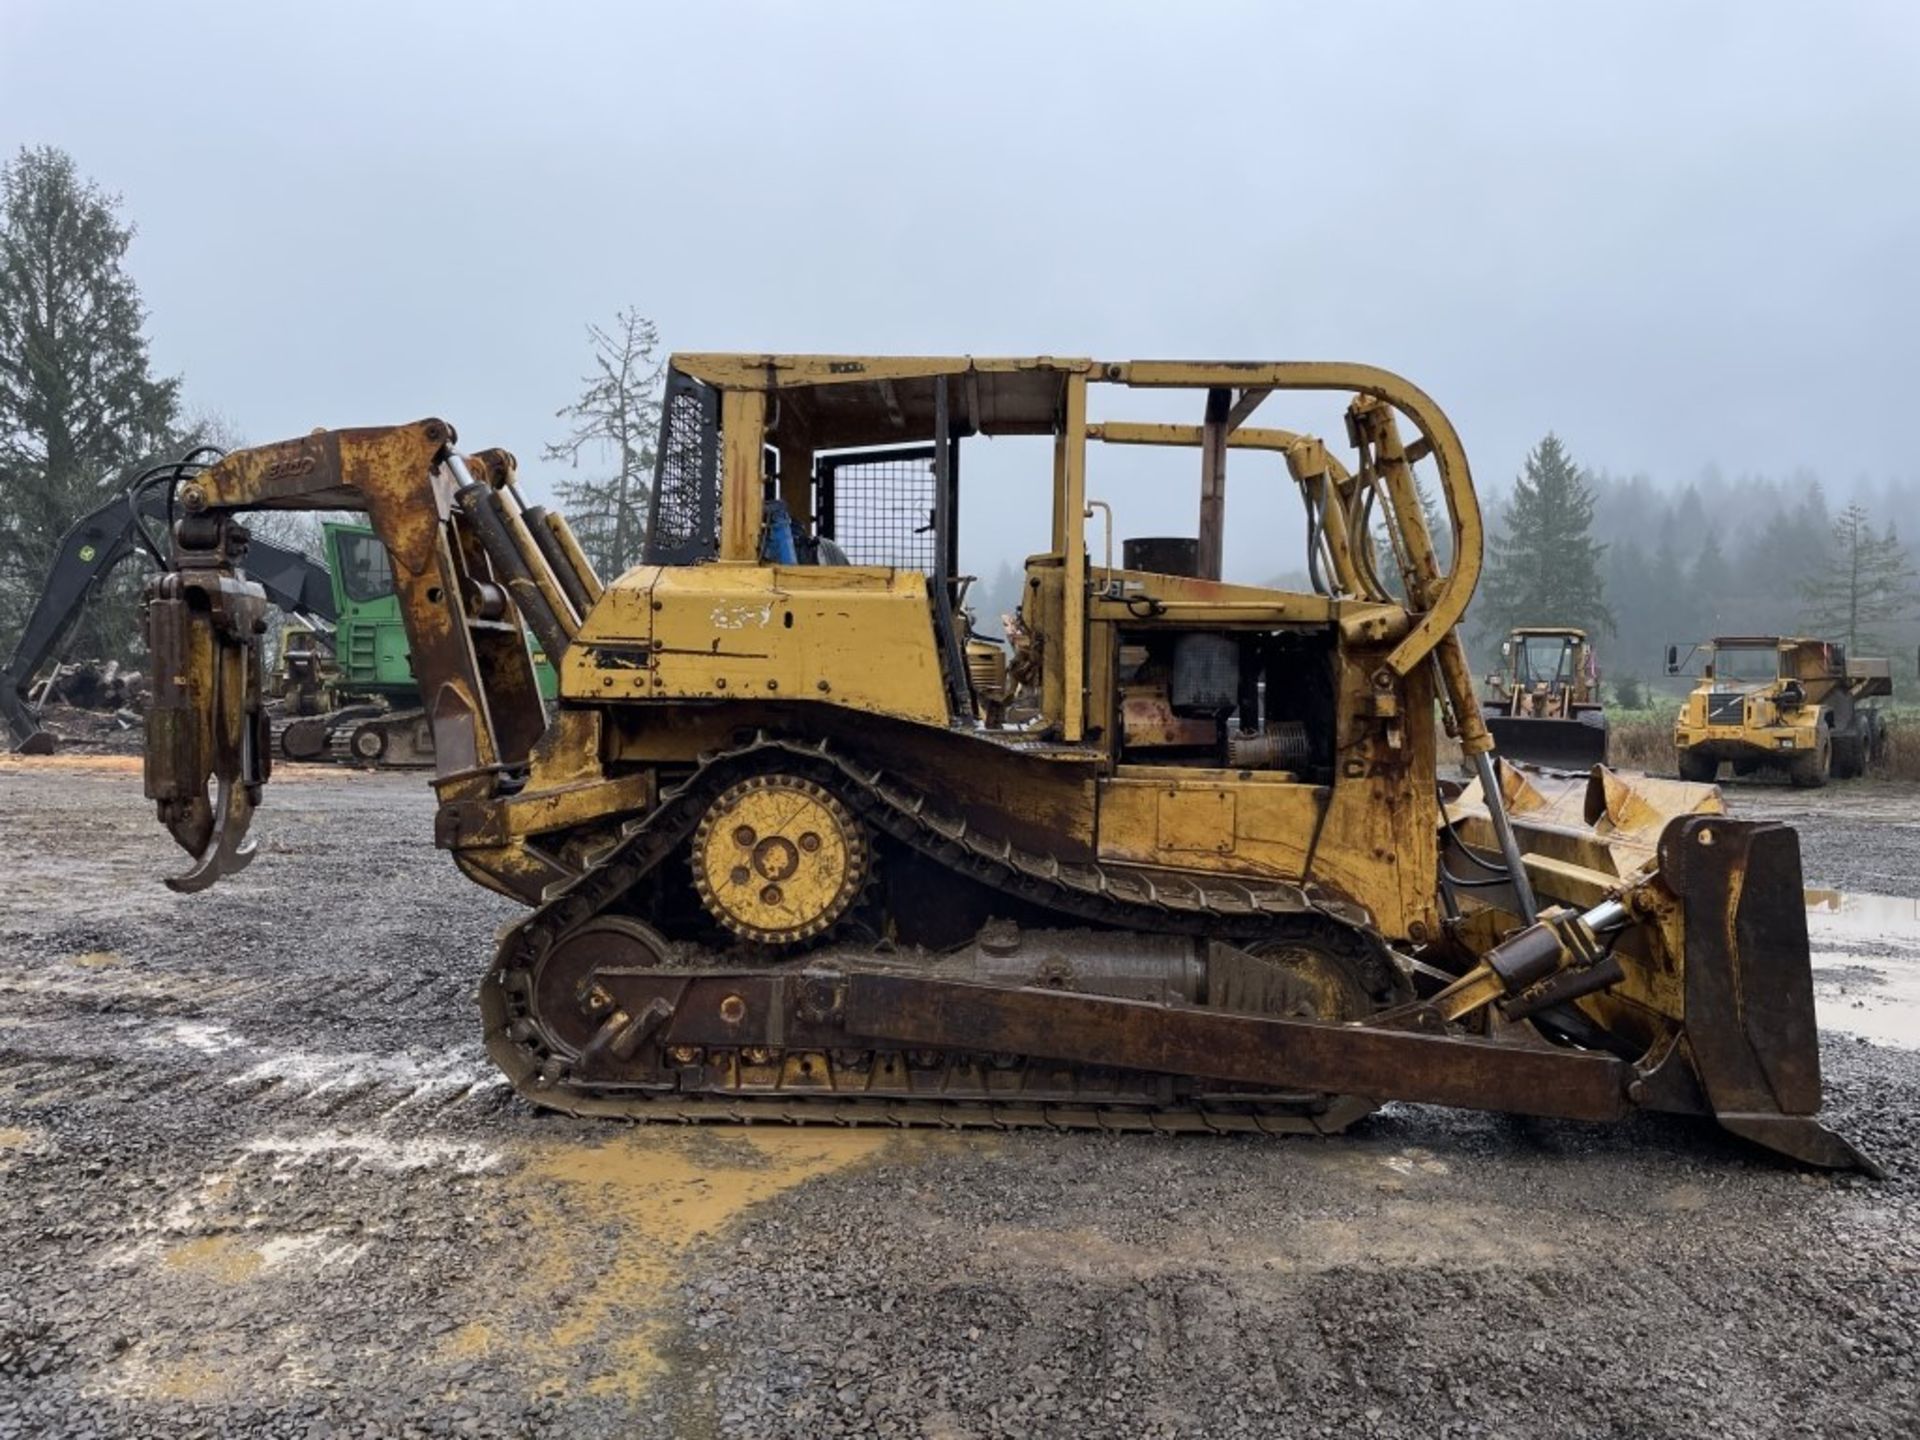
[1578,465,1920,697]
[2,145,1915,704]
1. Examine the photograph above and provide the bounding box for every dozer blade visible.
[1487,713,1610,770]
[1448,768,1876,1174]
[1654,814,1880,1176]
[144,565,271,893]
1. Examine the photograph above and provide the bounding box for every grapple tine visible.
[163,763,260,894]
[144,521,271,893]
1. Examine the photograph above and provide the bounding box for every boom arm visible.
[3,483,337,751]
[144,420,597,890]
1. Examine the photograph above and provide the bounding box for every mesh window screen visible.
[817,447,938,572]
[643,370,720,564]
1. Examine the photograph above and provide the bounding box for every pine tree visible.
[1798,503,1918,653]
[1371,475,1452,602]
[1475,433,1614,642]
[0,146,181,658]
[542,308,663,580]
[1604,536,1661,681]
[1688,533,1734,640]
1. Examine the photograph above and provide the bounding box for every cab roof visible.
[672,353,1083,450]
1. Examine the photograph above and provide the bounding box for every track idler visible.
[143,521,271,893]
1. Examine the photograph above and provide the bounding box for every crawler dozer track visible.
[481,734,1403,1131]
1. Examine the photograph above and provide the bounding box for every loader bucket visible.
[1487,711,1610,769]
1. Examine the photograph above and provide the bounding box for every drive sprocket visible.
[690,774,869,945]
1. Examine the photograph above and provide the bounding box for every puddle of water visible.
[1804,889,1920,932]
[1804,889,1920,1049]
[256,1231,369,1272]
[512,1128,897,1398]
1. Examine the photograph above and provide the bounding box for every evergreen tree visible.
[1372,475,1452,603]
[0,146,181,657]
[1604,536,1661,681]
[1798,503,1918,653]
[543,308,663,580]
[1688,533,1734,639]
[1475,433,1614,642]
[969,558,1025,635]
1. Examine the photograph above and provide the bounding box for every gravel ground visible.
[0,757,1916,1439]
[1728,778,1920,901]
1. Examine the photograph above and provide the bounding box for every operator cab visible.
[636,356,1459,793]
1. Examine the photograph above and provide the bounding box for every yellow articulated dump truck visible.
[1669,636,1892,787]
[135,355,1873,1172]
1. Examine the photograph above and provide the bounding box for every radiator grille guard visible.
[1706,691,1745,725]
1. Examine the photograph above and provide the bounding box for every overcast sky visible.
[4,1,1916,583]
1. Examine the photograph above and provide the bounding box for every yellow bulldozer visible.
[138,355,1872,1173]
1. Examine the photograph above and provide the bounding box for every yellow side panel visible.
[1156,787,1236,854]
[561,565,949,726]
[1098,772,1423,938]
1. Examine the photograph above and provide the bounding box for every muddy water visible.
[1806,889,1920,1050]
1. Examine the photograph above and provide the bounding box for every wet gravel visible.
[0,759,1915,1439]
[1729,779,1920,901]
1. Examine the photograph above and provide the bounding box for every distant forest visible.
[1578,467,1920,696]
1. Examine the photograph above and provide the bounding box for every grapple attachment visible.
[144,533,271,894]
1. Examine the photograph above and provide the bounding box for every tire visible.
[1789,736,1832,789]
[1831,734,1866,781]
[1677,749,1718,783]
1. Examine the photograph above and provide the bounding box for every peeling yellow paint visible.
[151,1355,226,1401]
[514,1128,895,1398]
[164,1234,263,1284]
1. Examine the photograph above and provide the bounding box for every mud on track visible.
[1,758,1916,1439]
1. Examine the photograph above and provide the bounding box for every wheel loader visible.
[1669,636,1892,787]
[1482,626,1610,768]
[137,355,1874,1173]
